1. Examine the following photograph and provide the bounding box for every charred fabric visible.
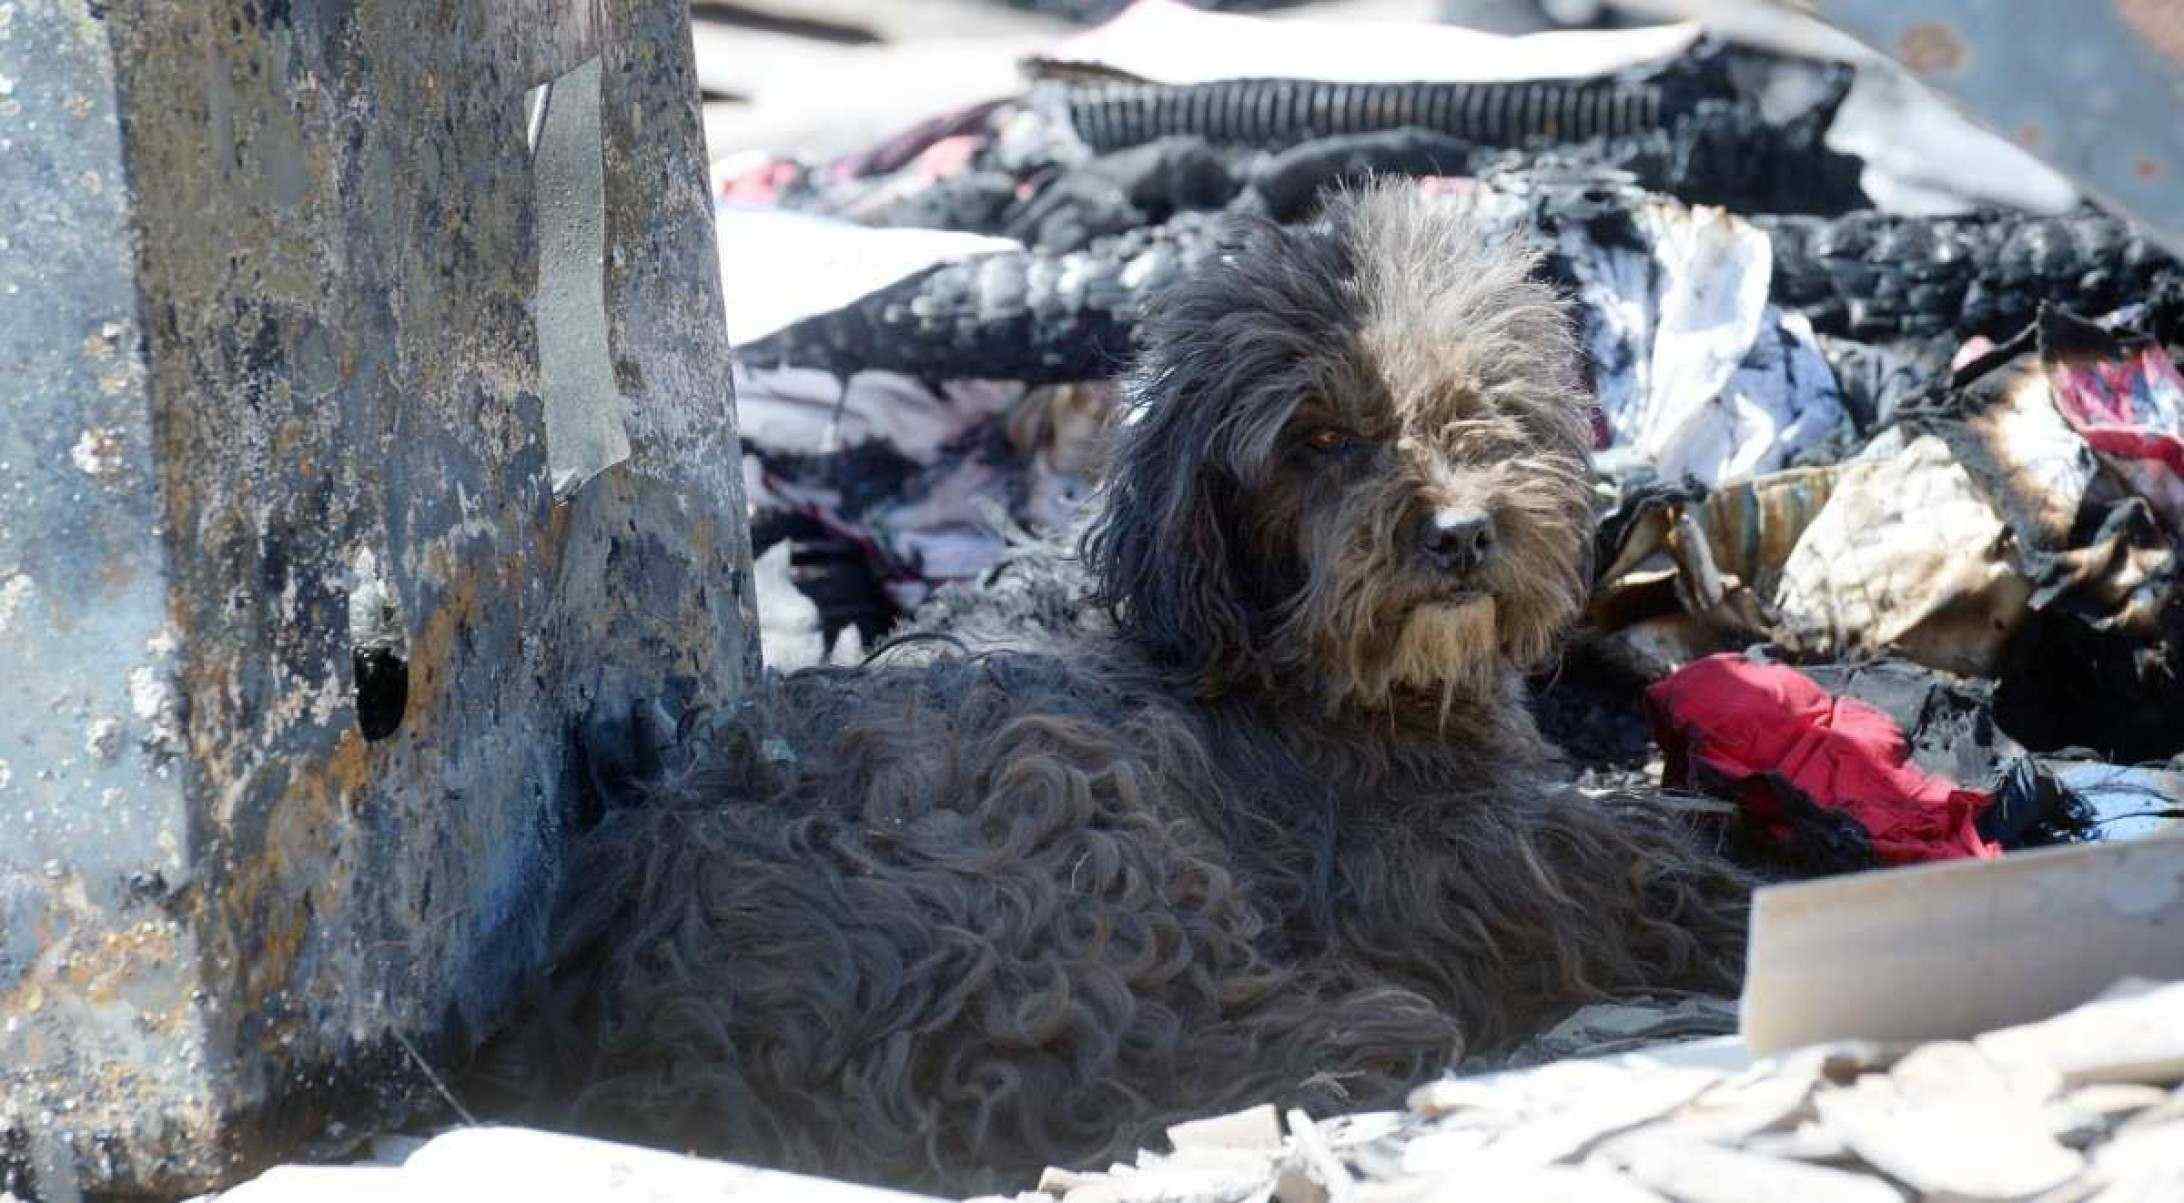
[728,35,2184,777]
[487,26,2182,1197]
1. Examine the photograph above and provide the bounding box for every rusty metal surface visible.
[0,0,755,1197]
[1795,0,2184,259]
[0,5,202,1198]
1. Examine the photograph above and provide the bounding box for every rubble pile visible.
[200,980,2184,1200]
[981,981,2184,1203]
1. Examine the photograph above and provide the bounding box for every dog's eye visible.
[1304,428,1358,453]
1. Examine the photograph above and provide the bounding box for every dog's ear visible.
[1082,382,1255,691]
[1086,215,1344,691]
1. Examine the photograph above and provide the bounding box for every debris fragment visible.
[997,982,2184,1203]
[1167,1106,1283,1155]
[1597,1136,1907,1203]
[1813,1078,2084,1201]
[1974,980,2184,1089]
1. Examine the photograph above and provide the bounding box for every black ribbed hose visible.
[1065,74,1713,153]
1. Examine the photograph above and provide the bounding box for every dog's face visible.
[1086,183,1595,714]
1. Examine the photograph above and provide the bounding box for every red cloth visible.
[1646,655,2000,865]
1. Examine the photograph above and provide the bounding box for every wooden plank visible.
[1741,832,2184,1054]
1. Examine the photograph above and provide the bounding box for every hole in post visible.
[353,648,408,742]
[526,56,630,499]
[348,548,409,742]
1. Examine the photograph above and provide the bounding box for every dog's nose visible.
[1418,510,1495,574]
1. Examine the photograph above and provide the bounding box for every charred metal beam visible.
[0,1,757,1197]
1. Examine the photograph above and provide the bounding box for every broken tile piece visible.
[1598,1136,1906,1203]
[1410,1058,1637,1118]
[1815,1080,2085,1200]
[1034,983,2184,1203]
[2060,1084,2172,1117]
[1975,981,2184,1088]
[1409,1159,1669,1203]
[1649,1057,1823,1143]
[2064,1119,2184,1202]
[1890,1040,2064,1106]
[1169,1105,1284,1153]
[2117,1085,2184,1133]
[1162,1149,1285,1176]
[1475,1166,1668,1203]
[1738,1120,1853,1164]
[1345,1180,1433,1203]
[1398,1126,1496,1175]
[1061,1164,1275,1203]
[1482,1068,1722,1166]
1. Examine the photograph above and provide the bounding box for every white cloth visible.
[1033,0,1702,86]
[1562,199,1849,487]
[716,207,1020,347]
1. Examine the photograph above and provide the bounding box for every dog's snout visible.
[1418,509,1495,574]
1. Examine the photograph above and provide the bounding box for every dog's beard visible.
[1385,596,1500,721]
[1271,474,1585,717]
[1284,589,1506,719]
[1275,521,1516,717]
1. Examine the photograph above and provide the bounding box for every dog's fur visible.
[481,183,1749,1190]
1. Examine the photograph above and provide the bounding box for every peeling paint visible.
[123,665,176,740]
[68,428,123,477]
[81,717,121,762]
[0,573,30,635]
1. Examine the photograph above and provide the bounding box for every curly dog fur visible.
[479,182,1750,1191]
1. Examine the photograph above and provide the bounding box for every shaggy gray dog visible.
[484,182,1749,1190]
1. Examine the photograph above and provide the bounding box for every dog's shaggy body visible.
[487,185,1749,1190]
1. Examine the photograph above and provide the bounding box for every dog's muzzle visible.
[1417,508,1496,577]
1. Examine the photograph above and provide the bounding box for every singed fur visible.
[478,183,1749,1191]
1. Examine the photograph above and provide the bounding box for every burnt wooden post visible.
[0,0,757,1196]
